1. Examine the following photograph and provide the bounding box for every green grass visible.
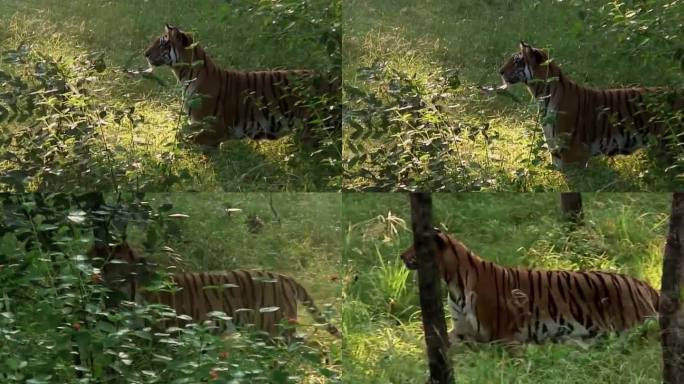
[0,192,342,383]
[0,0,340,192]
[342,193,669,383]
[343,0,684,191]
[129,193,343,383]
[138,193,343,303]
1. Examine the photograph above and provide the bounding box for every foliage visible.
[342,193,668,382]
[0,44,186,192]
[343,210,415,321]
[0,0,342,192]
[344,61,471,191]
[588,0,684,71]
[343,0,684,191]
[0,194,341,383]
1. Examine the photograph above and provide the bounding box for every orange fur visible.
[499,41,683,170]
[144,24,339,147]
[88,243,341,339]
[401,230,659,344]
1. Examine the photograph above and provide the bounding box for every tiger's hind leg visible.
[558,149,590,172]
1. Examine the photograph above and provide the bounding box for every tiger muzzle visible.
[145,56,166,67]
[401,251,418,270]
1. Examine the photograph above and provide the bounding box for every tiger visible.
[143,24,339,147]
[87,242,341,340]
[498,41,683,170]
[400,229,659,345]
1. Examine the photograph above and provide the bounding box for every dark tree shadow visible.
[196,139,338,191]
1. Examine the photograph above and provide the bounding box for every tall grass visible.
[343,0,684,191]
[342,193,668,383]
[0,0,341,192]
[0,193,342,382]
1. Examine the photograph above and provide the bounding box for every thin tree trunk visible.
[560,192,583,223]
[76,192,109,379]
[661,192,684,384]
[80,192,110,248]
[409,193,454,384]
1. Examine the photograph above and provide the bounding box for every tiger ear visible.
[531,48,545,64]
[434,230,446,249]
[165,24,174,34]
[177,30,193,47]
[519,41,529,51]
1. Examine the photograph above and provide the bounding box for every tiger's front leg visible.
[447,290,480,346]
[447,320,463,346]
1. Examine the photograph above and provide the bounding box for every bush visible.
[0,194,340,383]
[0,44,186,192]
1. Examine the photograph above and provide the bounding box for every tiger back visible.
[400,230,659,344]
[498,41,683,170]
[88,242,341,339]
[144,24,339,148]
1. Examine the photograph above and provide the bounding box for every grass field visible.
[343,0,684,191]
[140,192,343,301]
[0,0,340,192]
[129,192,343,382]
[0,192,342,382]
[342,193,669,383]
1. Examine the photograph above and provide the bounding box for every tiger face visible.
[144,24,193,67]
[88,242,154,295]
[400,229,456,279]
[499,41,549,85]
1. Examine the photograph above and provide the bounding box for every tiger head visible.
[400,229,462,282]
[499,41,550,86]
[87,242,155,298]
[144,24,194,67]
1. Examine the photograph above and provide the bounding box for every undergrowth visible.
[343,0,684,191]
[0,193,342,383]
[0,0,341,192]
[342,193,668,383]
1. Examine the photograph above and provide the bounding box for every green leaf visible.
[67,210,87,224]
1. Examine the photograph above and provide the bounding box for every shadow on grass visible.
[562,160,631,191]
[561,153,684,192]
[198,140,338,191]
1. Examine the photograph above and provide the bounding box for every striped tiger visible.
[88,243,341,339]
[498,41,683,170]
[143,24,339,147]
[400,229,659,344]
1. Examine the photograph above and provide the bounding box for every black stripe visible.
[618,273,642,321]
[212,71,226,118]
[608,274,627,329]
[547,272,558,321]
[494,265,500,338]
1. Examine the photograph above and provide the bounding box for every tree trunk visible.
[409,193,454,384]
[661,192,684,384]
[560,192,583,223]
[79,192,111,248]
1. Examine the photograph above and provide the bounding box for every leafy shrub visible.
[221,0,343,184]
[0,194,340,383]
[0,44,188,192]
[344,211,417,321]
[344,61,465,191]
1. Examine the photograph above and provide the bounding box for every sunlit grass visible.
[0,0,339,191]
[342,193,668,383]
[343,0,684,191]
